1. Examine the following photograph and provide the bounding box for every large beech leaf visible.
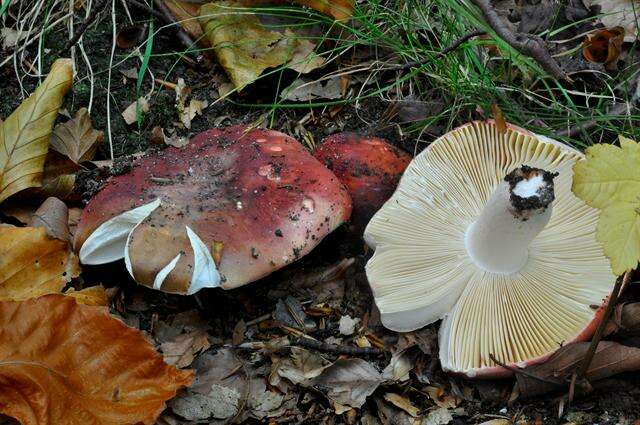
[0,226,81,301]
[50,107,104,164]
[199,1,324,90]
[0,59,73,204]
[0,295,193,424]
[572,136,640,275]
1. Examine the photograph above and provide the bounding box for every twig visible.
[577,271,631,378]
[292,337,384,356]
[488,354,564,386]
[556,103,630,138]
[152,0,200,57]
[57,0,110,54]
[396,30,486,72]
[472,0,568,81]
[125,0,165,19]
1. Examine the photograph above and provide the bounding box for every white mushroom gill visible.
[364,122,615,375]
[80,199,161,264]
[185,226,221,294]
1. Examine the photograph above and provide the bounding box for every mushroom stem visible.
[464,166,557,274]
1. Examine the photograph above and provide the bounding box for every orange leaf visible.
[0,226,81,301]
[583,27,625,70]
[64,285,110,306]
[0,295,193,425]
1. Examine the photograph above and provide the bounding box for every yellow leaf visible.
[0,294,193,425]
[0,59,73,204]
[199,1,325,90]
[572,135,640,274]
[0,226,81,301]
[50,107,104,164]
[64,285,110,306]
[597,201,640,275]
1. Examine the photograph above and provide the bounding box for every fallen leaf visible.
[170,348,246,422]
[232,319,247,345]
[31,151,81,200]
[572,135,640,274]
[515,341,640,399]
[384,393,420,417]
[28,197,70,241]
[1,27,26,49]
[606,302,640,336]
[0,58,73,204]
[199,1,325,90]
[583,27,625,70]
[274,296,316,331]
[382,346,419,381]
[275,347,330,385]
[425,386,458,409]
[0,295,193,424]
[64,285,110,306]
[247,377,287,419]
[0,226,80,301]
[339,314,360,335]
[161,329,211,368]
[282,77,344,102]
[424,407,453,425]
[122,97,150,125]
[311,358,383,409]
[50,107,104,164]
[583,0,639,41]
[175,78,208,129]
[294,0,353,20]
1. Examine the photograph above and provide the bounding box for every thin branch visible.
[488,354,564,386]
[472,0,569,81]
[151,0,201,60]
[57,0,110,54]
[576,270,631,378]
[291,337,384,356]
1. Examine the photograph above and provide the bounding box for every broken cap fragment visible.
[314,133,411,229]
[74,126,352,294]
[364,121,615,378]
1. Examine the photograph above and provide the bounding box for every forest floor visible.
[1,0,640,423]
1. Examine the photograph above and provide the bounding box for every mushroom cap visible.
[74,126,352,294]
[364,121,615,378]
[314,134,411,228]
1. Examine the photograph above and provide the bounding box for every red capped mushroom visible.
[74,126,352,294]
[314,133,411,229]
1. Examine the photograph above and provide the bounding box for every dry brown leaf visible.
[0,226,80,301]
[294,0,353,20]
[384,393,420,417]
[164,0,206,43]
[0,59,73,204]
[311,358,383,409]
[122,97,150,125]
[30,151,81,200]
[64,285,110,306]
[50,107,104,164]
[0,295,193,424]
[515,341,640,399]
[161,329,211,368]
[29,197,70,241]
[582,27,625,70]
[425,386,459,408]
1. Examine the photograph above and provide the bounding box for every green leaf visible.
[572,135,640,275]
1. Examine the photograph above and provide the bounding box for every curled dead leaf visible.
[0,295,193,424]
[50,107,104,164]
[29,197,70,241]
[0,226,80,301]
[64,285,110,306]
[0,59,73,204]
[583,27,625,70]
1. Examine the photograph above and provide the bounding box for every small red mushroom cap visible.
[74,126,352,294]
[314,134,411,229]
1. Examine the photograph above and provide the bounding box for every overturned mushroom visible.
[314,134,411,229]
[74,126,352,294]
[364,121,615,378]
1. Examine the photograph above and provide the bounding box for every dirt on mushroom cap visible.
[74,126,352,293]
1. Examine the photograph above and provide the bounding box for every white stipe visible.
[185,226,221,294]
[153,254,182,290]
[80,199,161,264]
